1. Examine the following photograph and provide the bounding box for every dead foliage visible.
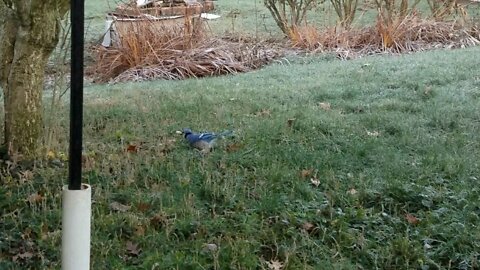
[285,0,478,57]
[90,18,283,83]
[288,25,322,50]
[290,16,479,58]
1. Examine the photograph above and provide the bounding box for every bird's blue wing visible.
[198,132,217,143]
[186,132,216,144]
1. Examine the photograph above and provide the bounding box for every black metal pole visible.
[69,0,85,190]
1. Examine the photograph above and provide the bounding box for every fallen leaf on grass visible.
[226,143,243,152]
[347,188,358,195]
[217,162,227,170]
[12,251,33,262]
[255,109,271,117]
[40,224,49,241]
[109,201,131,212]
[300,169,313,178]
[287,118,296,128]
[56,152,67,161]
[424,85,432,95]
[266,260,284,270]
[21,228,33,240]
[203,243,218,252]
[318,102,331,111]
[27,193,43,204]
[405,213,420,225]
[126,144,138,153]
[19,170,34,182]
[150,213,169,229]
[82,154,96,171]
[126,241,141,256]
[136,202,151,212]
[301,222,315,232]
[134,225,145,237]
[46,150,56,160]
[310,178,320,187]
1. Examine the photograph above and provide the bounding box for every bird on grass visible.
[182,128,233,153]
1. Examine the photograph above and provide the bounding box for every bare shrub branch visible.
[263,0,317,35]
[330,0,358,27]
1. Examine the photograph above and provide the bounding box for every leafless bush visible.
[330,0,358,27]
[427,0,457,20]
[263,0,317,35]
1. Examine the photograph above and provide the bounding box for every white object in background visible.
[184,0,199,5]
[200,13,221,20]
[62,184,91,270]
[137,0,153,7]
[101,17,114,47]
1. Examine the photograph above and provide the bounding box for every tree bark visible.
[0,0,68,159]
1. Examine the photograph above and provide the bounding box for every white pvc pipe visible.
[62,184,91,270]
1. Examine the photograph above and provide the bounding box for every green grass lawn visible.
[2,0,480,269]
[2,46,480,269]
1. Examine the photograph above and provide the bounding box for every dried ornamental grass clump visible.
[312,16,480,58]
[270,0,480,57]
[288,25,322,50]
[91,17,283,83]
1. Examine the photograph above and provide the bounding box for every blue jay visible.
[182,128,233,152]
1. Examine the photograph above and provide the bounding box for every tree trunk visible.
[0,0,69,159]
